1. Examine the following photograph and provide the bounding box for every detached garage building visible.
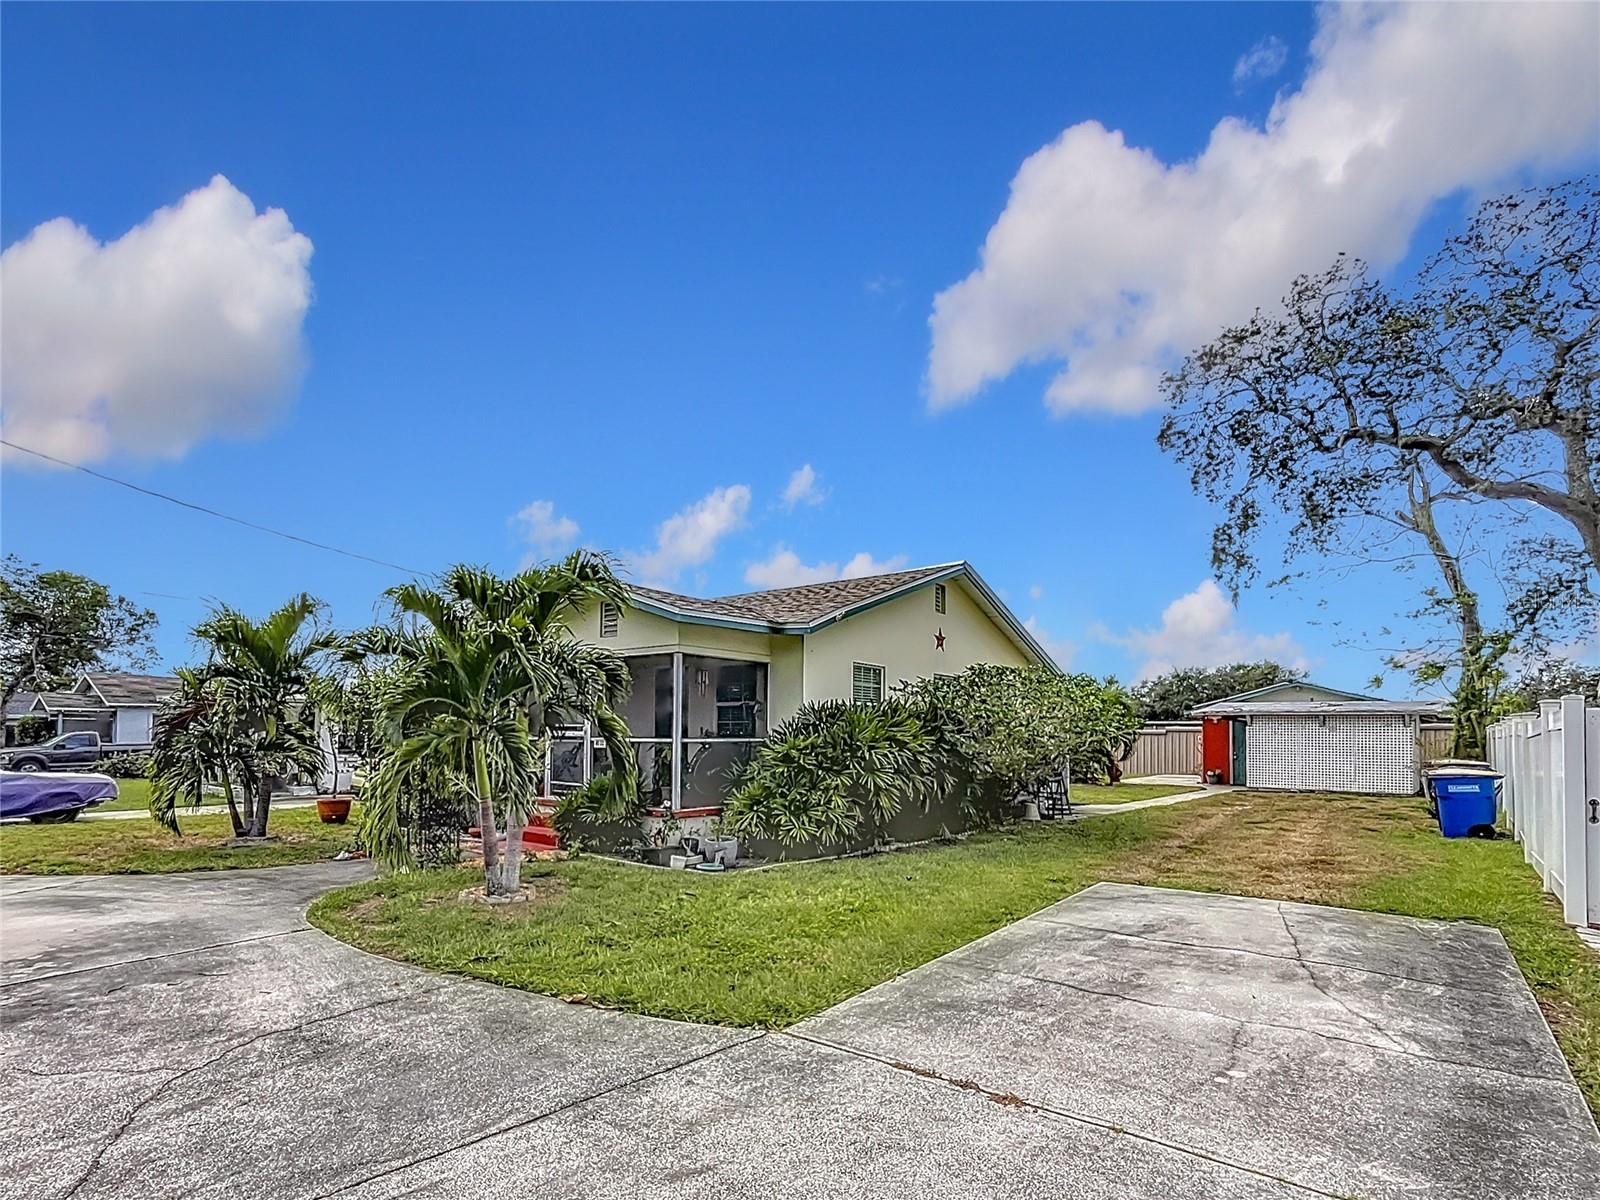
[1193,683,1448,796]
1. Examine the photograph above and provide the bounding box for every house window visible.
[934,583,947,614]
[852,662,885,707]
[599,601,620,638]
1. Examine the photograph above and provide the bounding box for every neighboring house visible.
[552,562,1053,815]
[1192,681,1449,796]
[2,693,42,746]
[4,672,179,748]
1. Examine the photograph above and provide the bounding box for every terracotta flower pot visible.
[317,796,352,825]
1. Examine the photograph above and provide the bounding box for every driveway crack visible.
[932,958,1565,1086]
[311,1032,766,1198]
[1029,914,1510,996]
[2,927,316,990]
[55,987,439,1199]
[781,1031,1348,1199]
[1275,904,1409,1052]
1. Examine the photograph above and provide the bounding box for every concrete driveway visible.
[2,870,1596,1199]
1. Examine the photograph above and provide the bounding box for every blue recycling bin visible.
[1428,774,1500,838]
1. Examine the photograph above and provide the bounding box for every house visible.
[3,672,179,748]
[550,561,1053,816]
[1192,681,1449,796]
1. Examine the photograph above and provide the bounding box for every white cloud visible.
[926,3,1599,416]
[1,175,314,464]
[744,545,908,590]
[781,463,824,509]
[511,500,579,560]
[1028,584,1044,601]
[1099,580,1309,682]
[632,485,751,584]
[1023,616,1076,670]
[1232,34,1288,87]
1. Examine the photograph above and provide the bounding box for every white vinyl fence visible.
[1488,695,1600,929]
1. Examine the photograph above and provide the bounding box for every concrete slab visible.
[0,861,376,985]
[0,898,748,1200]
[3,869,1596,1199]
[795,882,1600,1199]
[342,1034,1307,1200]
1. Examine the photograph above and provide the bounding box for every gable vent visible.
[934,583,947,614]
[599,601,620,638]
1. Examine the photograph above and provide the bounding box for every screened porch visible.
[547,651,768,812]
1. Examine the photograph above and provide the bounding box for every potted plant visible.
[701,815,739,866]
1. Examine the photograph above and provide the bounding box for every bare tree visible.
[1159,179,1599,589]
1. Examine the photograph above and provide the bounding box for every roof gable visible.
[32,690,107,713]
[625,562,1054,668]
[1193,681,1374,712]
[79,673,180,707]
[629,564,957,628]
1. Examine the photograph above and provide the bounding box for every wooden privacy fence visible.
[1125,719,1454,781]
[1123,722,1201,779]
[1488,695,1600,929]
[1417,722,1454,764]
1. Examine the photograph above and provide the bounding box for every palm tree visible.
[359,552,637,896]
[148,667,249,835]
[190,594,339,838]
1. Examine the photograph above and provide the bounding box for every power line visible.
[2,438,424,575]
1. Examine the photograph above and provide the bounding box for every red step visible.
[522,825,560,850]
[465,807,561,852]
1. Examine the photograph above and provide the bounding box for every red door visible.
[1201,718,1231,783]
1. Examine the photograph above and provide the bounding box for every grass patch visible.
[94,778,154,813]
[0,804,361,874]
[1072,781,1194,805]
[311,790,1600,1115]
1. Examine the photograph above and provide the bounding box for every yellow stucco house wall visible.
[559,561,1050,813]
[569,561,1048,725]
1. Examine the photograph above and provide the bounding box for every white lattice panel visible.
[1245,714,1419,795]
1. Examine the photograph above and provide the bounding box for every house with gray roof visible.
[550,561,1052,815]
[3,672,179,747]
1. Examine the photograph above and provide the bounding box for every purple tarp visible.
[0,771,119,819]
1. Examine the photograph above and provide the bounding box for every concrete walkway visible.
[2,869,1596,1198]
[78,798,323,822]
[1074,776,1236,817]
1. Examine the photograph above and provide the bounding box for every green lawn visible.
[310,791,1600,1116]
[1072,781,1195,805]
[0,803,361,874]
[95,777,154,812]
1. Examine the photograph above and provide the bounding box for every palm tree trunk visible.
[220,775,244,838]
[502,808,526,895]
[240,766,257,828]
[251,774,276,838]
[472,741,503,893]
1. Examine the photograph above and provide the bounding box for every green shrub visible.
[899,664,1141,788]
[13,716,52,745]
[723,699,949,846]
[99,751,154,778]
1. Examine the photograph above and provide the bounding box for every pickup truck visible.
[0,731,113,772]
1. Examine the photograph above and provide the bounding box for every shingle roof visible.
[629,564,958,628]
[4,692,38,720]
[1190,699,1449,717]
[32,690,106,713]
[82,673,180,706]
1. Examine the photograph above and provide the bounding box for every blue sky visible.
[2,3,1595,687]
